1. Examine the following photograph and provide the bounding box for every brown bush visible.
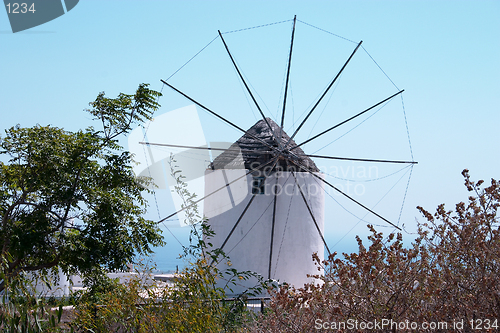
[245,170,499,332]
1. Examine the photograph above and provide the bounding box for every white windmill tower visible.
[204,117,326,295]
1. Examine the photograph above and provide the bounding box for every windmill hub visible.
[279,149,300,163]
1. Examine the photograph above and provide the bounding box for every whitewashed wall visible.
[204,169,325,296]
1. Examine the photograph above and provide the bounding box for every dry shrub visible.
[246,170,499,332]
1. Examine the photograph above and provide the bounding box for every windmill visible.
[136,16,416,295]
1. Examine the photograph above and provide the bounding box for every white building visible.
[204,118,325,296]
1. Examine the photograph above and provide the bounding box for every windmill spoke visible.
[284,40,363,149]
[160,79,280,154]
[156,156,279,224]
[218,31,278,143]
[306,154,417,164]
[268,176,279,279]
[278,15,297,149]
[140,142,227,151]
[140,141,274,155]
[290,89,404,150]
[291,171,331,256]
[288,159,401,230]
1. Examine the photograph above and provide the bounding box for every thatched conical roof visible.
[210,118,319,172]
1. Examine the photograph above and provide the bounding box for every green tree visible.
[0,83,164,293]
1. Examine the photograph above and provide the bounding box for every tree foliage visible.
[72,226,258,333]
[72,157,264,333]
[0,84,164,293]
[247,170,500,332]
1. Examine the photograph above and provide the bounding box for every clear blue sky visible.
[1,1,499,271]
